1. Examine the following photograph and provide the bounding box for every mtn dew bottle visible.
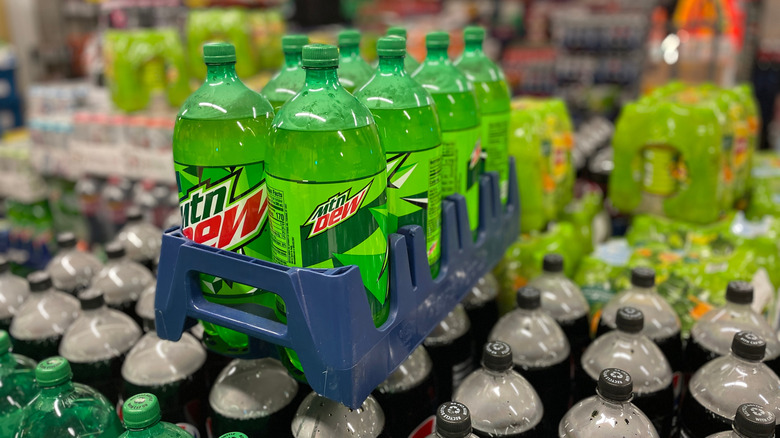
[454,26,511,204]
[413,32,482,234]
[355,36,443,276]
[261,34,309,112]
[337,30,374,93]
[267,44,389,378]
[386,27,420,73]
[173,42,275,355]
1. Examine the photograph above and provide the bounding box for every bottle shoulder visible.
[273,84,376,132]
[355,73,436,110]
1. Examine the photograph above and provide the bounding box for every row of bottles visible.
[172,25,512,367]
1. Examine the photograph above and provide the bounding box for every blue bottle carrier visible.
[155,160,520,408]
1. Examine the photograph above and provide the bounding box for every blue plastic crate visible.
[155,160,520,408]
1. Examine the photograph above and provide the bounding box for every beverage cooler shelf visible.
[154,159,519,409]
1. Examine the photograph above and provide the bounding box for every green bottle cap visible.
[426,31,450,49]
[123,393,162,429]
[463,26,486,43]
[203,42,237,64]
[35,357,72,387]
[377,36,406,57]
[282,34,310,53]
[386,27,407,39]
[302,44,339,68]
[0,330,9,354]
[219,433,249,438]
[338,29,361,47]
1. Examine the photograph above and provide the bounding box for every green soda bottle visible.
[385,27,420,73]
[337,30,374,93]
[173,42,275,355]
[0,330,36,436]
[120,393,191,438]
[17,357,124,437]
[267,44,389,377]
[454,26,511,204]
[412,31,482,235]
[261,34,310,112]
[355,36,443,276]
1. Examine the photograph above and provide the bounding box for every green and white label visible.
[175,161,270,298]
[441,127,482,233]
[481,112,510,203]
[267,170,389,310]
[387,146,442,267]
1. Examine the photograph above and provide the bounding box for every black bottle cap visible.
[0,257,8,274]
[482,341,513,372]
[516,286,541,310]
[435,402,472,438]
[726,281,754,305]
[57,232,77,249]
[597,368,633,402]
[542,253,564,273]
[105,242,126,260]
[616,307,644,334]
[734,403,776,438]
[27,271,52,292]
[78,289,105,310]
[126,207,143,222]
[630,267,655,288]
[732,331,766,361]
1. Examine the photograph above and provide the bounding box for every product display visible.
[2,5,780,438]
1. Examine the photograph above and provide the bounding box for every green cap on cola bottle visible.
[338,29,362,47]
[282,35,309,53]
[123,393,162,430]
[386,26,408,38]
[303,44,339,68]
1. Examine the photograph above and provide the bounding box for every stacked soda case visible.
[610,82,760,224]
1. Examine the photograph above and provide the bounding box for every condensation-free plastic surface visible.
[154,163,519,408]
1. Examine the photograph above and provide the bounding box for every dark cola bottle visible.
[706,403,776,438]
[489,286,570,435]
[292,392,389,438]
[374,346,438,438]
[579,307,674,436]
[681,331,780,438]
[453,341,543,437]
[424,304,475,401]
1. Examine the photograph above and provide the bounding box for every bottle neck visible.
[340,45,360,57]
[0,351,14,370]
[615,330,641,341]
[595,391,629,408]
[464,41,483,54]
[377,56,406,75]
[40,381,75,397]
[731,352,763,367]
[425,47,450,62]
[631,285,656,296]
[205,62,239,85]
[284,52,302,68]
[724,301,753,313]
[126,421,164,434]
[304,67,341,88]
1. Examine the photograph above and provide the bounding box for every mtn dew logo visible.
[180,170,267,250]
[305,182,371,238]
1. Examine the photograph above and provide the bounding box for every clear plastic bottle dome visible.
[0,257,29,328]
[600,267,680,341]
[463,273,499,309]
[691,281,779,360]
[121,330,207,388]
[527,253,589,323]
[209,358,299,424]
[559,368,660,437]
[582,307,672,394]
[453,341,543,436]
[116,208,163,267]
[292,392,385,438]
[683,331,780,436]
[135,283,156,332]
[59,289,141,364]
[425,402,479,438]
[10,271,80,358]
[16,357,124,437]
[489,287,570,369]
[706,403,776,438]
[425,304,471,346]
[376,345,432,394]
[46,232,102,294]
[92,242,154,313]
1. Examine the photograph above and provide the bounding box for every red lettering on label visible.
[195,215,221,244]
[409,416,435,438]
[218,188,266,248]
